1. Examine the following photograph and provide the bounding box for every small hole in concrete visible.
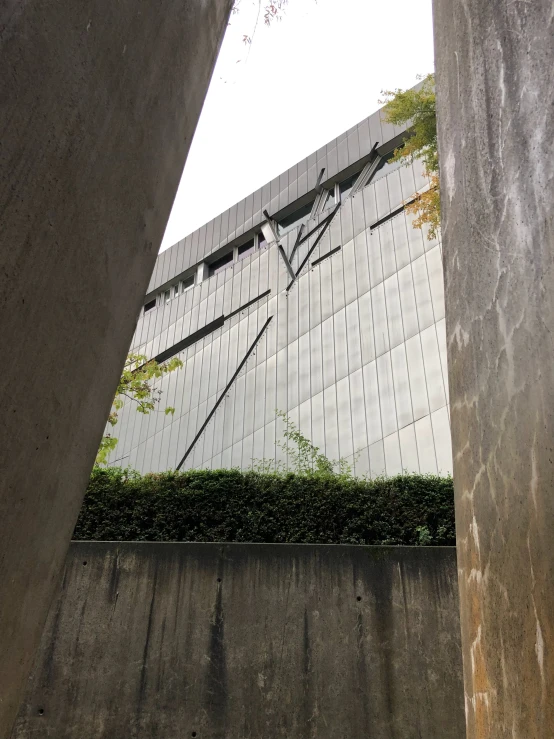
[217,578,222,583]
[356,596,362,602]
[192,732,197,737]
[38,708,44,716]
[83,561,88,566]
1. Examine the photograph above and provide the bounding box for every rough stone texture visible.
[0,1,231,733]
[433,1,554,736]
[12,543,465,738]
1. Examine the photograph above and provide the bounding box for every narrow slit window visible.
[144,298,156,313]
[209,251,234,277]
[278,199,316,236]
[323,187,335,210]
[238,238,255,261]
[339,174,357,202]
[182,275,195,292]
[257,232,268,250]
[164,290,171,304]
[173,284,179,299]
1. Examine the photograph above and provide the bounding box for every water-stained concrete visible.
[0,1,231,733]
[433,0,554,735]
[12,543,464,738]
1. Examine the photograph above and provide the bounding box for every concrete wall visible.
[13,543,464,738]
[434,0,554,735]
[0,1,231,733]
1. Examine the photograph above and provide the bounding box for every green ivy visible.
[74,467,455,546]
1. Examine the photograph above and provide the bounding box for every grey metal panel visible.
[298,270,310,339]
[190,228,200,269]
[384,432,403,476]
[318,257,333,324]
[374,177,390,220]
[392,215,411,272]
[298,330,311,406]
[337,134,348,173]
[426,245,445,321]
[406,213,425,262]
[340,197,354,246]
[357,118,372,158]
[323,383,339,461]
[264,419,276,466]
[384,273,404,349]
[275,347,287,416]
[391,343,413,430]
[346,124,360,166]
[352,190,366,242]
[231,439,243,468]
[287,164,298,203]
[306,150,317,191]
[354,230,370,297]
[362,359,382,446]
[405,333,430,422]
[221,445,232,469]
[379,221,396,281]
[349,367,367,455]
[235,199,245,238]
[297,158,308,198]
[371,282,389,357]
[345,299,362,375]
[399,423,420,474]
[252,426,265,466]
[377,351,397,438]
[362,181,378,228]
[386,169,403,213]
[414,415,438,474]
[336,375,353,459]
[420,324,447,413]
[368,110,383,150]
[287,280,299,344]
[411,252,434,331]
[431,406,452,474]
[227,202,238,241]
[331,250,345,315]
[264,351,277,426]
[252,187,262,225]
[221,385,235,453]
[358,291,376,365]
[368,438,385,478]
[321,315,335,390]
[242,366,256,440]
[253,362,266,432]
[309,324,323,398]
[287,338,299,411]
[325,144,338,180]
[367,230,383,289]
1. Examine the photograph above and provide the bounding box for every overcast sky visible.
[160,0,435,252]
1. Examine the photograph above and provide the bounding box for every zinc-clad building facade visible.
[107,102,452,477]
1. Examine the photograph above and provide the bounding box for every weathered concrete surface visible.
[12,543,464,738]
[0,1,231,733]
[433,1,554,736]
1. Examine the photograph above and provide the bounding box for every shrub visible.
[74,467,455,546]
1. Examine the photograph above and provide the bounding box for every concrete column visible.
[0,0,231,733]
[434,1,554,736]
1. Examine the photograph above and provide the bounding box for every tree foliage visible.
[96,353,183,465]
[380,74,440,239]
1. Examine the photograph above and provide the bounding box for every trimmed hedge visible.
[74,467,455,545]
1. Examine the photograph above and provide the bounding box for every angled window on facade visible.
[339,174,358,202]
[238,238,255,261]
[164,289,171,304]
[182,275,195,292]
[209,251,234,277]
[173,284,179,299]
[278,199,316,235]
[367,150,401,186]
[144,298,156,313]
[323,187,335,210]
[257,231,268,250]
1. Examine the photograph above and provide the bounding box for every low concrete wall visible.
[13,544,464,738]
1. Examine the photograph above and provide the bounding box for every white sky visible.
[160,0,434,252]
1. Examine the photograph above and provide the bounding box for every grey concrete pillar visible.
[434,1,554,736]
[0,0,231,733]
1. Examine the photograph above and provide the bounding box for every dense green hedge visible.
[74,467,455,545]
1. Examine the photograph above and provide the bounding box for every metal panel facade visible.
[109,107,452,477]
